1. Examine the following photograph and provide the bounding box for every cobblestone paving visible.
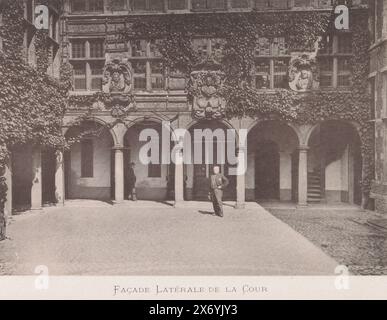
[0,201,338,276]
[268,207,387,275]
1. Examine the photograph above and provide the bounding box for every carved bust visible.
[102,58,133,94]
[289,54,319,92]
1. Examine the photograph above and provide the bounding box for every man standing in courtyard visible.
[126,162,137,201]
[209,166,229,217]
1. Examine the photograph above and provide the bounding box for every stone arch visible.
[247,120,301,202]
[306,120,363,205]
[305,120,361,147]
[64,118,116,201]
[64,116,119,146]
[247,120,302,147]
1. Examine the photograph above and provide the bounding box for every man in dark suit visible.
[209,166,229,217]
[126,162,137,201]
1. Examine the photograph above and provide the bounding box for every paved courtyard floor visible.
[268,205,387,275]
[0,201,339,276]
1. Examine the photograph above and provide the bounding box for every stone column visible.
[174,150,184,207]
[235,148,246,209]
[298,146,309,207]
[55,150,65,206]
[31,147,42,210]
[114,146,124,203]
[4,158,12,218]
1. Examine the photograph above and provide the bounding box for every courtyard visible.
[0,201,340,276]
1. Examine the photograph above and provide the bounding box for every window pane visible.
[91,63,103,90]
[255,0,269,9]
[272,37,288,56]
[274,59,288,88]
[149,0,164,10]
[132,61,147,90]
[337,35,352,54]
[111,0,126,10]
[72,0,86,12]
[192,0,225,9]
[318,35,333,54]
[73,63,86,90]
[81,140,94,178]
[207,0,225,9]
[231,0,249,8]
[132,61,146,74]
[338,58,351,73]
[150,39,163,57]
[168,0,187,9]
[72,41,86,58]
[319,57,333,72]
[73,64,86,76]
[192,0,208,9]
[90,41,104,58]
[255,37,271,56]
[91,64,103,76]
[168,68,187,90]
[89,0,104,11]
[271,0,288,9]
[131,40,147,57]
[294,0,313,7]
[151,61,165,90]
[134,78,147,90]
[91,78,102,90]
[320,75,332,87]
[133,0,146,10]
[337,75,351,87]
[255,60,270,89]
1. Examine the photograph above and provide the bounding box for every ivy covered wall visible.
[116,9,373,205]
[0,0,67,239]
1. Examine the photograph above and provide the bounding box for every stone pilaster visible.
[298,146,309,207]
[113,146,124,203]
[55,150,65,206]
[31,147,42,210]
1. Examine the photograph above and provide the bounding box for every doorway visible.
[255,141,280,200]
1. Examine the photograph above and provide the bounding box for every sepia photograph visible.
[0,0,386,301]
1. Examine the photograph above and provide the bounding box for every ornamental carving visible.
[288,53,319,92]
[103,94,136,118]
[190,60,226,120]
[102,58,133,94]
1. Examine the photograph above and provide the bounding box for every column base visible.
[174,201,185,208]
[235,202,245,209]
[112,200,125,206]
[296,203,308,209]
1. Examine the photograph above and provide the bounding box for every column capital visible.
[298,145,310,152]
[112,145,125,151]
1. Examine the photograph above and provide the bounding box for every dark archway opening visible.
[255,141,280,200]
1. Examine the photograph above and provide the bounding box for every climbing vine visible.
[0,0,68,236]
[120,9,372,203]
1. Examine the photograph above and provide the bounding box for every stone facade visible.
[2,0,370,213]
[370,0,387,213]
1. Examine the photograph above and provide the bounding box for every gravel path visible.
[268,207,387,275]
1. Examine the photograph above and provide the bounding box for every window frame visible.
[71,0,104,13]
[128,39,166,92]
[81,139,94,178]
[191,0,227,11]
[317,33,353,89]
[252,37,290,90]
[70,38,106,91]
[132,0,166,12]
